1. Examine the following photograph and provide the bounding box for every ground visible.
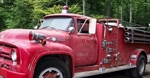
[86,64,150,78]
[0,65,150,78]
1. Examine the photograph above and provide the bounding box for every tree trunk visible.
[82,0,85,15]
[129,0,132,23]
[120,6,123,23]
[144,0,147,26]
[0,0,4,3]
[105,0,111,17]
[66,0,68,6]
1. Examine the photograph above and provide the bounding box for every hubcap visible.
[39,67,63,78]
[139,60,145,75]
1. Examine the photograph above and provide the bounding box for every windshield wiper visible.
[49,27,56,30]
[41,26,50,29]
[41,26,57,30]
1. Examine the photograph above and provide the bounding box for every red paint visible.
[0,68,26,78]
[0,13,149,78]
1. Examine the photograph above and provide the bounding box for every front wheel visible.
[131,55,146,78]
[33,57,71,78]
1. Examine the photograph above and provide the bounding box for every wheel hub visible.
[39,67,63,78]
[139,60,145,75]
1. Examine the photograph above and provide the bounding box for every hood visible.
[0,29,68,43]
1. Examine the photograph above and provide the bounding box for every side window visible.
[77,19,89,33]
[67,19,75,31]
[68,19,75,28]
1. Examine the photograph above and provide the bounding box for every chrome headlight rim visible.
[11,49,17,61]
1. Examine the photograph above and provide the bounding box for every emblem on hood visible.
[0,34,4,39]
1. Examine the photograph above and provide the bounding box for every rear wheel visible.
[33,57,71,78]
[131,55,146,78]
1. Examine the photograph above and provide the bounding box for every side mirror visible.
[39,19,44,23]
[89,18,96,34]
[34,19,44,30]
[34,26,38,30]
[68,27,75,33]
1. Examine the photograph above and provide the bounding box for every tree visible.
[105,0,112,17]
[30,0,82,26]
[0,0,15,30]
[1,0,150,31]
[6,0,33,29]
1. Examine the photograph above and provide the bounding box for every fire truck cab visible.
[0,6,150,78]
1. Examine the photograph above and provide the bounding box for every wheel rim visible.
[39,67,63,78]
[138,60,145,75]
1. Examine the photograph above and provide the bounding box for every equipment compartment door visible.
[102,25,119,67]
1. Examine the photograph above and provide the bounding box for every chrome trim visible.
[46,37,66,42]
[103,58,111,63]
[106,54,112,58]
[74,65,136,78]
[147,54,150,63]
[108,26,113,32]
[0,34,4,39]
[131,55,137,60]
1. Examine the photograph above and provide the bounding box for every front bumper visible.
[0,67,26,78]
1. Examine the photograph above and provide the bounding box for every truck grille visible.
[0,44,13,61]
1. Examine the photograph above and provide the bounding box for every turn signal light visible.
[41,39,46,46]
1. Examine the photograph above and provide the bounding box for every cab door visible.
[69,19,97,66]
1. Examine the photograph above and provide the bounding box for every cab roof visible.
[44,13,92,19]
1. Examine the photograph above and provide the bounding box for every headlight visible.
[11,49,17,61]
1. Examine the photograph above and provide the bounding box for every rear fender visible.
[130,49,147,66]
[28,43,75,78]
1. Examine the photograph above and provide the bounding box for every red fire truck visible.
[0,6,150,78]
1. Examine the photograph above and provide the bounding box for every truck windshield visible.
[39,17,74,31]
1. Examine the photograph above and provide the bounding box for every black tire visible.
[33,57,71,78]
[131,55,146,78]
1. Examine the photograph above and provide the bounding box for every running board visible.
[73,65,136,78]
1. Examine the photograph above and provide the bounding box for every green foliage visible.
[0,0,150,31]
[69,4,82,14]
[0,0,33,30]
[31,0,82,27]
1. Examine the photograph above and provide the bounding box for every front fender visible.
[130,49,147,65]
[28,42,75,78]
